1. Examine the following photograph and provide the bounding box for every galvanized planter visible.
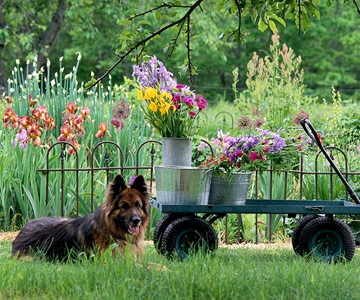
[161,138,192,167]
[154,165,212,205]
[208,172,252,205]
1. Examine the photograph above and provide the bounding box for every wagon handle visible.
[300,118,360,204]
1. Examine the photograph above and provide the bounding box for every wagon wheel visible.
[153,214,184,254]
[161,216,218,260]
[291,214,320,256]
[298,216,356,262]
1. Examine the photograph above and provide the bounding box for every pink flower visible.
[182,96,194,108]
[196,97,208,110]
[95,122,110,138]
[110,119,125,130]
[14,129,27,149]
[197,141,210,151]
[249,151,259,161]
[80,107,91,120]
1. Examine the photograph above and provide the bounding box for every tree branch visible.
[352,0,360,14]
[168,18,186,59]
[298,0,301,35]
[87,0,204,89]
[186,15,193,83]
[129,3,193,20]
[233,0,242,40]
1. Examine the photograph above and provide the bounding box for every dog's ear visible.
[108,174,127,197]
[105,175,128,216]
[130,175,149,196]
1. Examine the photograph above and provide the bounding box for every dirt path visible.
[0,231,292,249]
[0,232,19,241]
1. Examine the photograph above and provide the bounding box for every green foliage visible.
[234,30,316,130]
[321,87,360,153]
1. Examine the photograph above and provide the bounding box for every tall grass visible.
[0,55,153,228]
[1,241,360,300]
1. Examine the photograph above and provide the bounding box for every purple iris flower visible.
[240,136,259,152]
[132,55,176,91]
[272,135,287,153]
[14,129,27,150]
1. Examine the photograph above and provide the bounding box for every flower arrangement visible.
[133,56,207,138]
[201,127,310,176]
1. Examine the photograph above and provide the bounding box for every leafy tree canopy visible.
[0,0,359,101]
[89,0,360,87]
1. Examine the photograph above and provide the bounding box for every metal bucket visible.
[208,172,252,205]
[154,165,212,205]
[161,138,192,167]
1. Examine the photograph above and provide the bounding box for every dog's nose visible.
[131,216,141,226]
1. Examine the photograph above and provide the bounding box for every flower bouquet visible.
[200,127,310,204]
[201,128,310,177]
[133,55,207,138]
[133,56,211,203]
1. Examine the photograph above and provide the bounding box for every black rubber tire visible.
[153,214,182,254]
[291,214,320,256]
[298,216,356,262]
[161,216,218,260]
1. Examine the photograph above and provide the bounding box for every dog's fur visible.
[11,174,150,261]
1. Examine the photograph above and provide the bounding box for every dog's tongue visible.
[128,226,140,235]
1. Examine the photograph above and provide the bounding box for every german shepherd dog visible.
[11,174,150,261]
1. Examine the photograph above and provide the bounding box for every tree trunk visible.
[0,0,7,94]
[36,0,67,69]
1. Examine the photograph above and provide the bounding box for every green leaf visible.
[269,14,286,27]
[269,20,277,32]
[138,20,152,26]
[258,18,268,32]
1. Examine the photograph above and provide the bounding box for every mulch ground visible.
[0,231,19,241]
[0,232,19,241]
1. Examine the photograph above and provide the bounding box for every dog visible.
[11,174,150,261]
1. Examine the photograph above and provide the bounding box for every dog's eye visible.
[120,203,129,211]
[135,201,141,208]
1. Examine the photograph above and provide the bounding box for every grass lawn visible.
[1,237,360,300]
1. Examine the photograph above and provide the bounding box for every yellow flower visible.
[160,102,170,115]
[160,91,172,102]
[144,87,158,101]
[149,101,158,112]
[137,89,143,100]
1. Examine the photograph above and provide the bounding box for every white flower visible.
[65,72,73,80]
